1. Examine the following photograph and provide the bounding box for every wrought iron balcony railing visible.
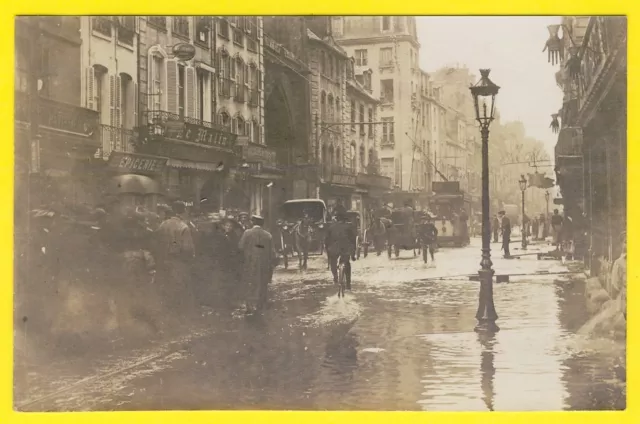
[14,91,99,137]
[92,17,113,37]
[100,124,137,155]
[142,110,237,150]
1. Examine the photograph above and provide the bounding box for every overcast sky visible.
[416,16,563,156]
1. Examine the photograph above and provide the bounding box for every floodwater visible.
[15,241,625,411]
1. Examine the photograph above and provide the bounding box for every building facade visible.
[548,16,627,275]
[15,17,100,211]
[332,16,425,208]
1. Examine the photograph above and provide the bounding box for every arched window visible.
[369,148,376,172]
[93,64,108,116]
[219,111,231,131]
[320,91,326,122]
[360,145,366,171]
[236,115,246,136]
[335,98,340,121]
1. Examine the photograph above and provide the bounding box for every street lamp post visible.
[519,175,528,250]
[469,69,500,334]
[545,190,550,220]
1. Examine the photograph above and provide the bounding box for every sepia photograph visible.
[13,15,626,412]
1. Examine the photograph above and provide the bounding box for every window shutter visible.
[194,72,201,121]
[86,67,96,110]
[186,66,196,118]
[132,82,138,130]
[114,75,122,150]
[166,59,179,114]
[107,74,116,156]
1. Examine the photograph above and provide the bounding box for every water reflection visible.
[477,332,496,411]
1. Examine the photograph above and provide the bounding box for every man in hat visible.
[238,215,277,315]
[325,209,357,290]
[499,210,512,258]
[417,214,438,266]
[155,201,196,309]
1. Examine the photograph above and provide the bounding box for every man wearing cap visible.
[325,210,357,290]
[499,210,512,258]
[238,215,277,315]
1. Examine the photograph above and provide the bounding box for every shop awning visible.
[167,158,225,172]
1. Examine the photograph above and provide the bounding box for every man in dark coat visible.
[492,214,500,243]
[417,214,438,266]
[325,210,357,290]
[499,210,512,258]
[216,217,243,305]
[238,215,277,315]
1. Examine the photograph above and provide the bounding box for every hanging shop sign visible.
[172,43,197,61]
[162,120,237,150]
[108,152,167,175]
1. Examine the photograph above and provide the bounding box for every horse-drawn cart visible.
[279,199,329,270]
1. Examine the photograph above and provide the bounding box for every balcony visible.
[92,17,113,37]
[100,125,137,155]
[14,91,99,138]
[141,110,237,151]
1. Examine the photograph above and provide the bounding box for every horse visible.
[369,218,388,256]
[293,218,314,270]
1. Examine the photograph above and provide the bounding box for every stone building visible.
[332,16,425,208]
[547,16,627,275]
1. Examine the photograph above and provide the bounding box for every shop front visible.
[322,170,358,216]
[138,111,238,215]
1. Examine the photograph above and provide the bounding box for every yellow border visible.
[1,1,635,423]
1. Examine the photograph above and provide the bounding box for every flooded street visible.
[15,241,625,412]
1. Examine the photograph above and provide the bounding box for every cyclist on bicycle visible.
[325,210,357,290]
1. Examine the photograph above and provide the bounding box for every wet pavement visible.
[15,239,626,411]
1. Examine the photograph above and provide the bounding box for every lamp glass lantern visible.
[470,69,500,126]
[519,175,528,191]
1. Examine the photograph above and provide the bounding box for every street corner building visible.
[545,16,627,278]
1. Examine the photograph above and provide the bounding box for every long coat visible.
[238,226,277,312]
[154,217,196,306]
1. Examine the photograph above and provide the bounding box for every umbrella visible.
[108,174,161,195]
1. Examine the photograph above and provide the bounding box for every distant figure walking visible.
[499,210,511,258]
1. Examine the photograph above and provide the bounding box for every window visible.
[120,74,131,128]
[196,17,210,45]
[117,17,135,45]
[93,17,113,37]
[172,16,189,38]
[235,57,245,102]
[355,49,367,66]
[233,25,244,46]
[350,100,356,132]
[148,16,167,30]
[382,117,394,144]
[335,98,340,121]
[359,104,365,136]
[347,59,355,80]
[218,18,229,39]
[360,145,366,171]
[328,95,334,122]
[382,16,391,31]
[178,65,185,117]
[380,79,394,103]
[368,107,373,138]
[252,120,260,143]
[380,47,393,66]
[151,56,163,111]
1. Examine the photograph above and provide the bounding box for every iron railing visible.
[101,125,137,155]
[141,110,237,149]
[14,91,99,137]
